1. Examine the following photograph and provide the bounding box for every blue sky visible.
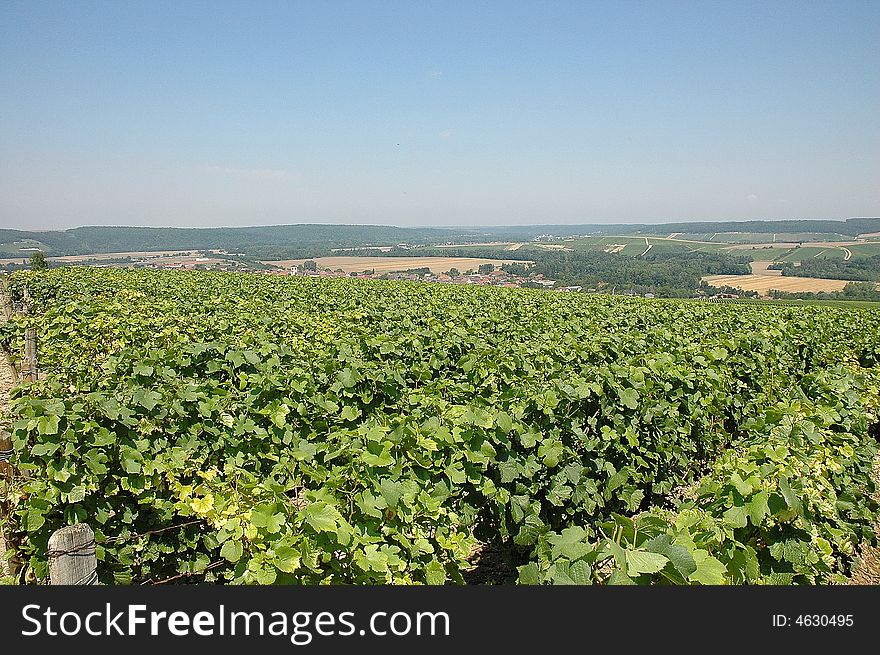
[1,0,878,229]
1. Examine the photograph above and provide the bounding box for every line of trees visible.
[769,282,880,302]
[769,255,880,282]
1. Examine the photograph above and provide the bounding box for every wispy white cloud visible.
[428,69,443,78]
[746,193,758,201]
[438,129,453,139]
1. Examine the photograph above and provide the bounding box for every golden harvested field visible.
[748,261,782,275]
[702,274,864,295]
[264,256,530,274]
[0,250,200,265]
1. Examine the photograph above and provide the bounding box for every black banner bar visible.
[1,586,877,652]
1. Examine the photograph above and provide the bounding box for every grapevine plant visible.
[0,268,877,584]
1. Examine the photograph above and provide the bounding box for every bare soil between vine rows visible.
[0,290,17,578]
[846,451,880,585]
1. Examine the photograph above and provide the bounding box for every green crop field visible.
[771,247,847,262]
[766,243,880,264]
[1,268,879,585]
[681,232,852,244]
[560,236,728,257]
[847,242,880,259]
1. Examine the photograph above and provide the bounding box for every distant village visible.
[2,249,588,292]
[270,263,582,292]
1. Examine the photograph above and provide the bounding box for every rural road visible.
[841,247,852,261]
[640,238,653,257]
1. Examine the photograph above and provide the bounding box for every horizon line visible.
[4,216,880,233]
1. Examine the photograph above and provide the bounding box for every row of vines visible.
[1,268,878,584]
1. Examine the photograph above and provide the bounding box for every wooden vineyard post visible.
[48,524,98,585]
[23,327,37,382]
[0,429,11,481]
[0,429,13,577]
[0,277,20,382]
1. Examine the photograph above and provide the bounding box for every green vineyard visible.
[1,268,879,584]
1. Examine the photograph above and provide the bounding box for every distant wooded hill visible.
[2,217,878,258]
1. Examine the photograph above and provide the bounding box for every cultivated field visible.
[703,273,857,294]
[725,240,868,251]
[264,256,530,273]
[563,235,728,256]
[748,261,782,275]
[0,250,201,266]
